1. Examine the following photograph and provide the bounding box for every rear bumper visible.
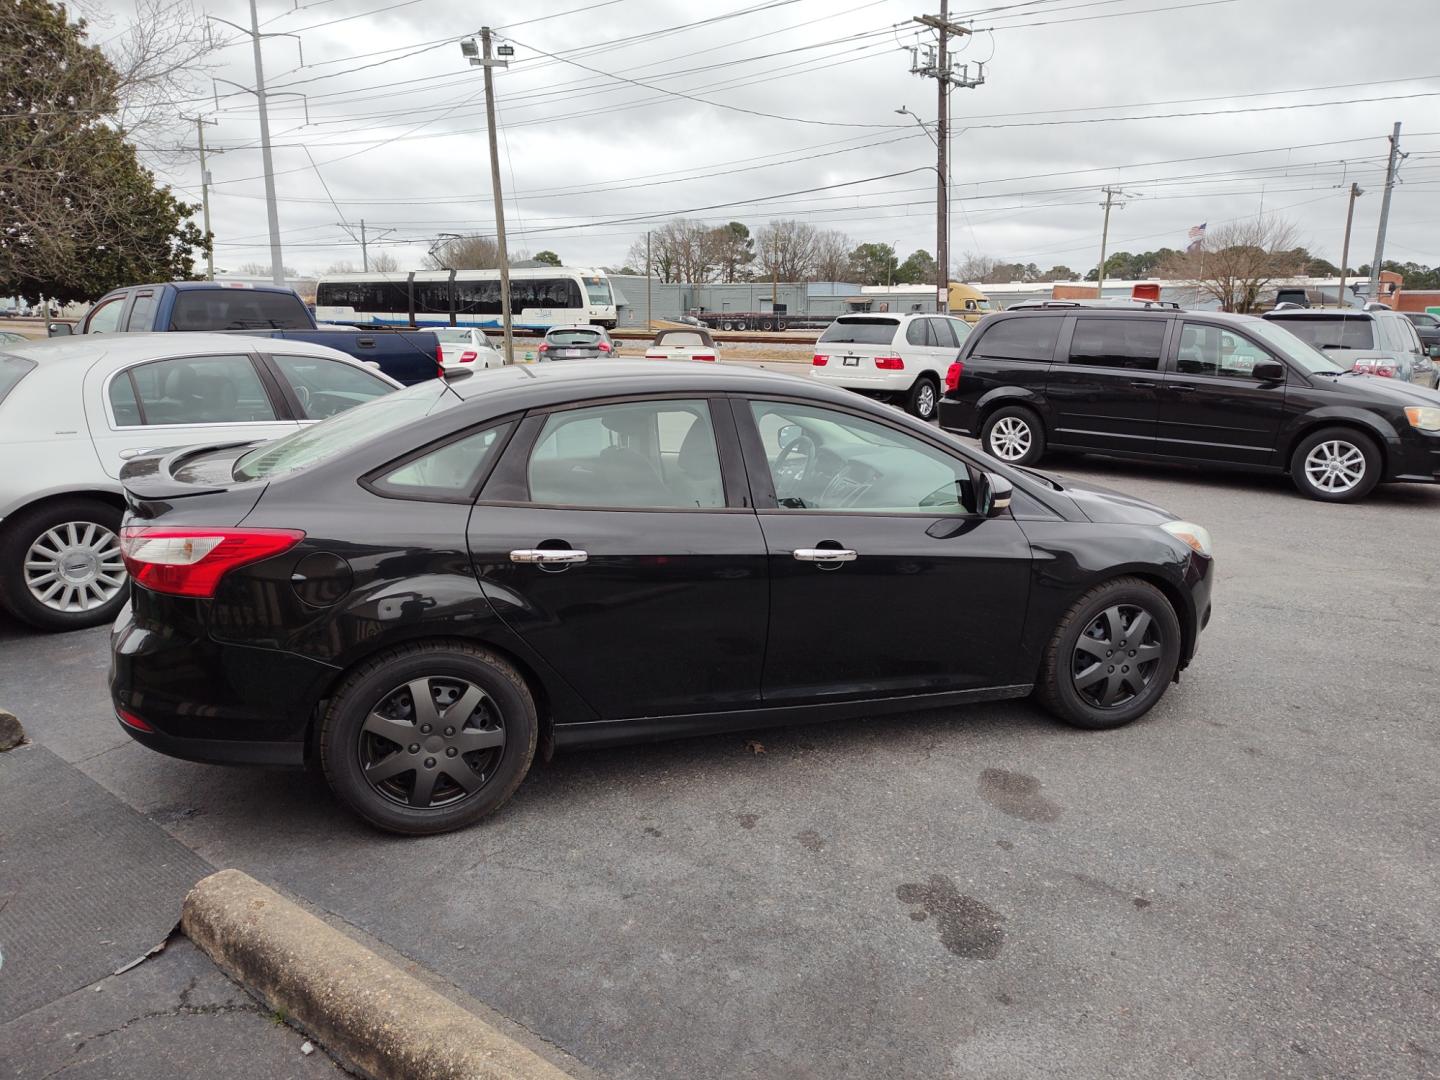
[109,598,337,766]
[938,395,979,435]
[809,367,913,393]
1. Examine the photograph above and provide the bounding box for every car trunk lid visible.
[120,442,269,526]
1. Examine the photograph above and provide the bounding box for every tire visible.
[0,497,128,632]
[776,319,788,331]
[733,319,748,332]
[720,321,733,332]
[1035,576,1182,730]
[906,375,940,421]
[761,318,775,331]
[319,641,538,835]
[981,405,1046,466]
[1289,426,1380,503]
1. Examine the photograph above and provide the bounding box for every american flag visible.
[1187,223,1207,252]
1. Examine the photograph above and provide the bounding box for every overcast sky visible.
[118,0,1440,278]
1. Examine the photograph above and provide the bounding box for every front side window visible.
[584,276,612,306]
[124,291,157,331]
[1068,318,1166,371]
[116,354,277,427]
[527,399,725,509]
[86,295,126,334]
[930,318,959,348]
[750,400,976,514]
[819,318,900,346]
[375,424,510,497]
[1176,325,1275,380]
[271,354,394,419]
[972,317,1061,362]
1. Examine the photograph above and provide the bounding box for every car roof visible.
[0,333,365,370]
[993,307,1262,324]
[546,324,603,332]
[448,359,813,405]
[1262,309,1374,320]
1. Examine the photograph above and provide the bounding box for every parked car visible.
[48,281,443,386]
[435,327,502,370]
[0,334,401,631]
[110,361,1213,834]
[1402,311,1440,360]
[810,313,972,422]
[644,327,718,363]
[938,306,1440,502]
[538,324,617,361]
[1262,308,1437,389]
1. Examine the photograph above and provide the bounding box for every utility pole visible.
[360,219,368,272]
[1337,182,1362,309]
[463,30,515,363]
[645,231,652,331]
[1368,122,1404,304]
[248,0,283,284]
[186,116,219,280]
[911,4,983,313]
[1095,187,1126,298]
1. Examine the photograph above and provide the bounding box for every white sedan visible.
[0,334,400,631]
[435,327,503,370]
[645,328,720,362]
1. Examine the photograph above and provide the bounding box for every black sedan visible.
[111,362,1215,835]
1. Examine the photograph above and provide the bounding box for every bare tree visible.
[811,230,853,282]
[427,234,500,270]
[954,252,1000,283]
[370,250,400,272]
[324,260,358,275]
[754,219,821,282]
[1160,216,1304,313]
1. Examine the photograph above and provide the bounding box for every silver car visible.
[0,334,400,631]
[1263,309,1438,389]
[538,324,617,361]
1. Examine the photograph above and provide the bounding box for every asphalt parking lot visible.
[4,451,1439,1080]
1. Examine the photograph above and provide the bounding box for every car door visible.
[1155,321,1288,465]
[736,396,1033,705]
[1043,315,1169,451]
[264,352,397,421]
[86,352,300,480]
[467,395,769,719]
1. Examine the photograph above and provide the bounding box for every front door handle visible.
[1165,383,1197,393]
[1129,380,1155,389]
[510,549,588,565]
[793,548,857,562]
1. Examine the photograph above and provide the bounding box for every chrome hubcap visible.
[24,522,126,613]
[1304,440,1365,493]
[917,385,936,415]
[989,417,1032,460]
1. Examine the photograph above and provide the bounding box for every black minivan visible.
[938,306,1440,502]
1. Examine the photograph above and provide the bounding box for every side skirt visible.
[552,683,1034,750]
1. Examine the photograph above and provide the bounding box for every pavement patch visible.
[182,869,577,1080]
[896,875,1006,959]
[977,767,1062,823]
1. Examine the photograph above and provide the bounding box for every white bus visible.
[314,267,617,331]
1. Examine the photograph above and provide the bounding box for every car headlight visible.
[1404,406,1440,431]
[1161,520,1213,557]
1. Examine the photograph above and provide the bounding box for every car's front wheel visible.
[981,405,1045,466]
[1289,427,1380,502]
[1035,577,1181,730]
[0,497,128,632]
[319,642,538,835]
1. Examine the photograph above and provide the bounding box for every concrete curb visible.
[182,869,576,1080]
[0,708,25,751]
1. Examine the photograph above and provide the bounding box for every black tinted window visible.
[820,318,899,345]
[170,289,311,331]
[1067,318,1166,371]
[972,317,1060,362]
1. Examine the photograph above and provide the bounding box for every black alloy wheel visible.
[1036,577,1180,730]
[320,642,537,834]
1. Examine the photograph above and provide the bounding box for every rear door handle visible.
[793,548,857,562]
[118,447,157,460]
[1165,383,1196,393]
[510,549,588,565]
[356,337,375,347]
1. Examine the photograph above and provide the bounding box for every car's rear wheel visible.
[319,642,537,835]
[0,497,128,632]
[1289,427,1380,502]
[906,375,940,420]
[981,405,1045,466]
[1035,577,1181,730]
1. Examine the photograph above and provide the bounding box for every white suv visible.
[809,313,972,420]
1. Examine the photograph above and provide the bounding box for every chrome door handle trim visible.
[510,549,588,564]
[793,548,857,562]
[118,447,158,460]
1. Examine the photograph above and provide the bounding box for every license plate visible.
[843,356,859,366]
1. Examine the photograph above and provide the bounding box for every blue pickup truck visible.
[49,281,442,385]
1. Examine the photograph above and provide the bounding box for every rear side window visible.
[971,317,1060,362]
[373,424,512,499]
[905,320,931,347]
[116,354,278,426]
[820,318,900,346]
[124,291,157,331]
[271,354,393,419]
[1268,316,1374,351]
[0,355,36,406]
[1067,318,1166,371]
[169,289,312,331]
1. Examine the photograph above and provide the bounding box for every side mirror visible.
[1428,344,1440,359]
[48,322,72,337]
[777,423,802,448]
[1252,360,1286,382]
[976,471,1013,518]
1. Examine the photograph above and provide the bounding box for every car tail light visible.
[813,354,829,366]
[538,343,550,353]
[117,708,153,733]
[645,351,664,360]
[436,342,444,372]
[692,354,716,362]
[598,341,612,352]
[459,350,477,363]
[875,356,905,370]
[945,360,963,391]
[120,527,305,598]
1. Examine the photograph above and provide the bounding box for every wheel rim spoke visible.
[362,710,415,745]
[1132,643,1163,665]
[444,684,486,726]
[442,763,483,795]
[454,727,504,754]
[408,768,439,807]
[1127,610,1152,645]
[406,678,440,727]
[1074,636,1109,661]
[1074,662,1108,691]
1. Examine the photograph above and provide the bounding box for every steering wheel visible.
[294,384,311,410]
[773,434,816,494]
[817,462,874,508]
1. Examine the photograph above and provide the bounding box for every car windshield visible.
[1267,314,1375,352]
[1248,320,1345,374]
[583,276,611,306]
[548,329,601,346]
[0,354,36,406]
[233,380,457,481]
[820,318,899,345]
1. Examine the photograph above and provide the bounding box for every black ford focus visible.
[111,361,1214,835]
